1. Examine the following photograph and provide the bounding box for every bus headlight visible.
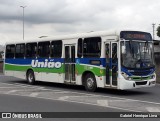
[151,73,156,79]
[121,72,131,80]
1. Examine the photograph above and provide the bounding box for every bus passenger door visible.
[64,45,76,83]
[105,42,118,87]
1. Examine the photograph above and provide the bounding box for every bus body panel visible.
[4,30,156,91]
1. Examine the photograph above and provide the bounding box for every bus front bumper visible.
[118,77,156,90]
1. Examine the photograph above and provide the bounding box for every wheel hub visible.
[87,78,94,89]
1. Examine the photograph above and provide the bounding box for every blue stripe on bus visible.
[5,58,118,68]
[5,58,65,65]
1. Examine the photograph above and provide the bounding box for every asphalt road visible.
[0,75,160,121]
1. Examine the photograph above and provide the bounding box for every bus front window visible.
[121,41,154,69]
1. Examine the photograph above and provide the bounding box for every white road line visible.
[42,89,160,106]
[58,96,69,100]
[4,93,141,112]
[54,91,72,94]
[0,87,22,88]
[0,82,44,89]
[29,93,39,97]
[1,82,160,107]
[97,100,109,107]
[67,95,99,98]
[5,90,17,94]
[146,107,160,112]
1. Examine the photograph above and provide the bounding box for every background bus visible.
[4,30,156,91]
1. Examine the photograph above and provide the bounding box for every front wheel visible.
[27,70,35,85]
[84,73,97,92]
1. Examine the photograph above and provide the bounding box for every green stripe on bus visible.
[5,64,64,73]
[76,65,105,76]
[5,64,106,76]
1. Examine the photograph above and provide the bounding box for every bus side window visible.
[106,44,110,63]
[6,44,15,59]
[83,37,101,58]
[77,38,83,58]
[38,41,50,58]
[112,43,117,63]
[15,44,25,58]
[26,43,37,58]
[51,40,62,58]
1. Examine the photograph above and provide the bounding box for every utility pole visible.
[20,6,27,40]
[152,23,156,40]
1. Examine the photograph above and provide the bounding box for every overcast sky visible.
[0,0,160,45]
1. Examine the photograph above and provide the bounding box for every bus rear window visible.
[6,44,15,58]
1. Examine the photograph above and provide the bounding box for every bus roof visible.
[5,30,150,45]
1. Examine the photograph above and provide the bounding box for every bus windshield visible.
[121,41,154,69]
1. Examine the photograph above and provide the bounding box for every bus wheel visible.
[84,73,97,92]
[27,70,35,85]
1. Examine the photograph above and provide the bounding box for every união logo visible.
[31,59,62,69]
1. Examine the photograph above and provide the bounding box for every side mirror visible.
[122,45,126,54]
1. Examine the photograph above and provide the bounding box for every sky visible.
[0,0,160,45]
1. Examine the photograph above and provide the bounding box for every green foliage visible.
[157,26,160,37]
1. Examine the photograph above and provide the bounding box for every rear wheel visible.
[84,73,97,92]
[27,70,35,85]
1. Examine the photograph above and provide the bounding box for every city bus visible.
[4,30,156,91]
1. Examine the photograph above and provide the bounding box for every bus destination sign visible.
[120,31,152,41]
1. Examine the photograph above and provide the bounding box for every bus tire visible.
[84,73,97,92]
[27,70,35,85]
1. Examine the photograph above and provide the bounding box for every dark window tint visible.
[51,40,62,58]
[26,43,37,58]
[15,44,25,58]
[83,37,101,57]
[38,41,50,58]
[6,44,15,58]
[77,38,83,58]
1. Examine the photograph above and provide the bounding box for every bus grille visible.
[130,71,151,76]
[135,81,147,85]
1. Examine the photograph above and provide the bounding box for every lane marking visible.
[97,100,109,107]
[0,82,44,90]
[0,87,24,88]
[1,82,160,107]
[29,93,39,97]
[146,107,160,112]
[3,93,141,112]
[59,96,69,100]
[5,90,17,94]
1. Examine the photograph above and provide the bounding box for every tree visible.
[157,26,160,37]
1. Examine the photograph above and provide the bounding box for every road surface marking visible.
[1,81,160,105]
[0,87,23,88]
[59,96,69,100]
[1,81,160,112]
[4,93,140,112]
[146,107,160,112]
[29,92,39,97]
[97,100,109,107]
[5,90,17,94]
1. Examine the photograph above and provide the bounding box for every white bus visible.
[4,30,156,91]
